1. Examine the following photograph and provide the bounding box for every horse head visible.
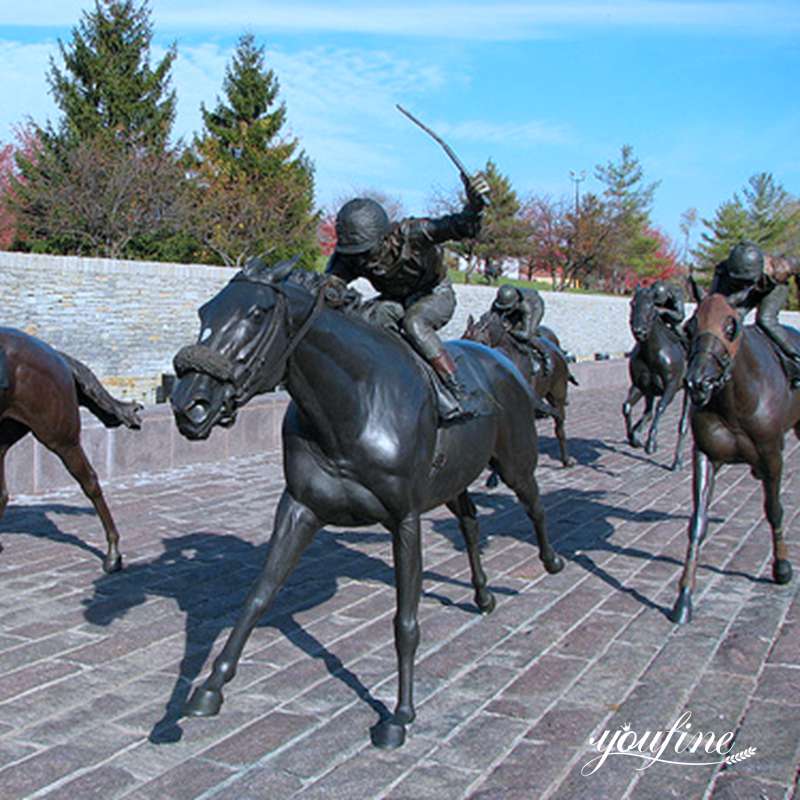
[462,310,506,348]
[685,293,742,407]
[171,256,316,439]
[629,286,658,343]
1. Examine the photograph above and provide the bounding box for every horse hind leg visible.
[494,457,564,575]
[446,491,495,614]
[0,420,32,521]
[549,390,575,468]
[630,393,655,449]
[53,442,123,573]
[670,389,690,471]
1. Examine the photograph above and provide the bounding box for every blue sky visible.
[2,1,799,247]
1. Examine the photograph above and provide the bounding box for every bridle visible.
[688,330,735,391]
[173,273,326,408]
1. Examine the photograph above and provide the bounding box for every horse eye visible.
[249,307,265,321]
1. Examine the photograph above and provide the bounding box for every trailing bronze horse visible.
[170,259,565,749]
[463,310,577,467]
[670,293,799,623]
[0,327,142,573]
[622,286,690,470]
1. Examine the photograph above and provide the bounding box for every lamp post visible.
[569,170,587,287]
[569,169,586,215]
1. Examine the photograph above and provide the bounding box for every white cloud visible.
[3,2,800,39]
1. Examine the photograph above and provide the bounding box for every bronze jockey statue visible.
[711,240,800,386]
[491,285,554,376]
[325,174,490,418]
[650,280,688,349]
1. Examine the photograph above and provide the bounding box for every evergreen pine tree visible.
[46,0,176,150]
[191,33,318,266]
[694,200,750,270]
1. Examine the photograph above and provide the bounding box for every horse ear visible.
[467,314,475,327]
[268,255,300,284]
[688,275,706,304]
[243,256,268,277]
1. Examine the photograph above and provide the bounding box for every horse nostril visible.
[186,400,209,424]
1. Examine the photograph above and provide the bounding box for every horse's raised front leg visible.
[670,447,716,624]
[446,491,495,614]
[622,385,643,446]
[55,442,122,573]
[761,454,792,585]
[371,512,422,750]
[184,490,321,718]
[645,381,679,455]
[670,388,690,472]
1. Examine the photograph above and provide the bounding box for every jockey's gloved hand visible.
[323,275,349,307]
[465,173,491,211]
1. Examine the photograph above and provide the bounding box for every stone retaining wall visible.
[2,252,638,402]
[4,359,629,496]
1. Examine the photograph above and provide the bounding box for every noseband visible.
[689,331,734,389]
[173,275,325,402]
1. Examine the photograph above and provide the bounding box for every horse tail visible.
[568,370,579,387]
[58,351,142,430]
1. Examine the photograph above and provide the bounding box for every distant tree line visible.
[0,0,798,292]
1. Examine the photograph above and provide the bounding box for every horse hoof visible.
[486,473,500,489]
[477,591,496,615]
[629,437,642,449]
[645,440,657,455]
[370,718,406,749]
[544,554,565,574]
[773,559,793,585]
[103,554,123,574]
[669,589,692,624]
[184,687,224,717]
[562,457,577,469]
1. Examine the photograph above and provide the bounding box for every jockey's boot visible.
[430,350,469,421]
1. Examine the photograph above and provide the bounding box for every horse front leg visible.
[670,447,717,624]
[670,388,690,471]
[371,512,422,750]
[184,490,321,718]
[622,385,643,446]
[631,394,655,449]
[645,381,679,455]
[761,456,792,585]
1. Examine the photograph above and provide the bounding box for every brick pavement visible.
[0,387,797,799]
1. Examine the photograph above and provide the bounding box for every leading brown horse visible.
[0,327,141,573]
[670,293,799,623]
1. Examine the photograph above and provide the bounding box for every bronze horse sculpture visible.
[463,310,577,468]
[622,286,690,470]
[0,327,141,572]
[170,259,565,749]
[670,293,798,623]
